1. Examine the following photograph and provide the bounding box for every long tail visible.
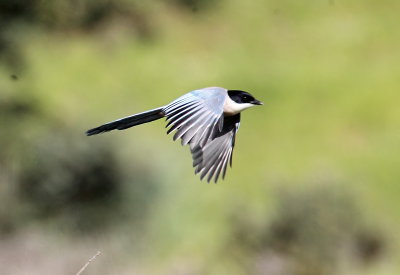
[86,107,165,136]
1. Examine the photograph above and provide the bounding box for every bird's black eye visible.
[242,95,254,103]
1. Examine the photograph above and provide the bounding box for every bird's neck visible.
[223,96,254,116]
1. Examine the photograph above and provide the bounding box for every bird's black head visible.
[227,90,263,105]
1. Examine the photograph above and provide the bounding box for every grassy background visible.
[1,0,399,274]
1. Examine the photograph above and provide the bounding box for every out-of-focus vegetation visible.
[0,0,399,274]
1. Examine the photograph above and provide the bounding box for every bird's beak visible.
[251,100,263,105]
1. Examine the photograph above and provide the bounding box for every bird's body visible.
[87,87,262,182]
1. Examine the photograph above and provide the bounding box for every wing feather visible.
[212,146,232,183]
[167,105,203,134]
[164,87,226,148]
[191,114,240,183]
[166,102,202,126]
[162,87,240,182]
[174,111,212,143]
[181,112,220,145]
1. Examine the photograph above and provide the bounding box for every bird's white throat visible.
[223,96,254,116]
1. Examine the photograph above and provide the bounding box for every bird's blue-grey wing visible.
[163,87,227,148]
[190,114,240,183]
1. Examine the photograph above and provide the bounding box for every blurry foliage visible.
[0,0,153,68]
[227,186,385,275]
[0,0,219,68]
[266,188,359,263]
[0,0,150,32]
[18,134,122,221]
[170,0,219,12]
[0,96,38,235]
[0,95,34,117]
[0,93,39,146]
[0,92,160,234]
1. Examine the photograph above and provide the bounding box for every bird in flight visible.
[86,87,262,183]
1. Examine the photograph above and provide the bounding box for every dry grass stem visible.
[76,251,101,275]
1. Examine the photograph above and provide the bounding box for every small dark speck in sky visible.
[10,74,18,81]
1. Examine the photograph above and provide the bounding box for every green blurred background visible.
[1,0,399,274]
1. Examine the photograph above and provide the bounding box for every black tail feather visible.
[86,107,165,136]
